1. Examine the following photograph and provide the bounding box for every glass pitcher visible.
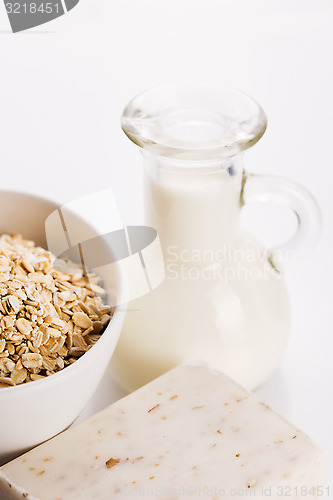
[111,83,321,392]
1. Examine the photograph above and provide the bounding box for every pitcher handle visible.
[241,172,322,272]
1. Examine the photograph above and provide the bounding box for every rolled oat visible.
[0,234,112,387]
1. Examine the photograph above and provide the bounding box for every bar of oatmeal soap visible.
[0,362,328,500]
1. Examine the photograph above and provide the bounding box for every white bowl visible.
[0,191,126,464]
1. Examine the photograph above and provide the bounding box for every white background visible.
[0,0,332,489]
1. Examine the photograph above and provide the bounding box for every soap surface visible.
[0,362,328,500]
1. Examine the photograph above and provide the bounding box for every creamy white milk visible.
[111,159,291,392]
[144,163,241,256]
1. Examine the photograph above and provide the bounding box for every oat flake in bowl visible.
[0,233,112,387]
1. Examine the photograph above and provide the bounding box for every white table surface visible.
[0,0,332,489]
